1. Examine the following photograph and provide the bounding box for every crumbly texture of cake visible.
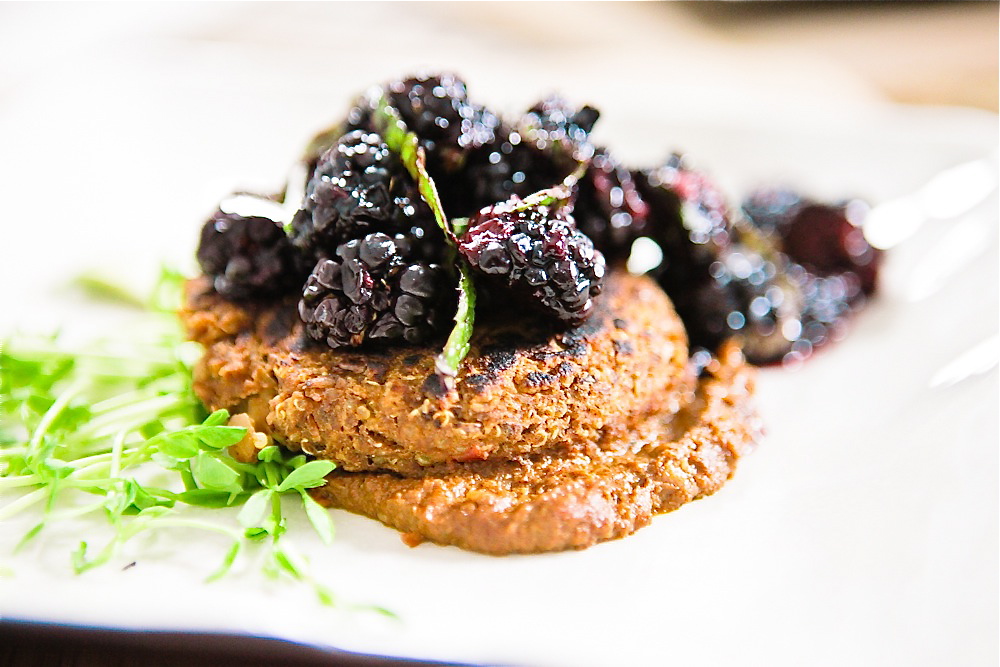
[181,271,692,476]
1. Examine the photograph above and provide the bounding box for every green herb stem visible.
[0,487,47,521]
[0,475,41,490]
[27,380,86,456]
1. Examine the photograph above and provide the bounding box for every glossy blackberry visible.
[289,130,438,260]
[196,200,302,300]
[742,190,882,296]
[520,96,600,163]
[574,150,651,264]
[441,98,600,218]
[636,156,735,304]
[639,154,734,264]
[298,233,451,348]
[457,201,606,325]
[386,73,498,170]
[678,238,807,365]
[444,127,558,216]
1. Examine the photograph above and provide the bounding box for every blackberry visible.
[676,237,807,365]
[298,233,451,348]
[639,154,734,265]
[289,130,439,261]
[520,95,600,164]
[742,190,882,296]
[457,200,606,325]
[385,73,498,172]
[446,126,557,216]
[635,155,735,308]
[442,97,600,218]
[574,150,651,264]
[196,196,303,300]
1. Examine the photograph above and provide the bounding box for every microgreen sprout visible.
[0,268,344,606]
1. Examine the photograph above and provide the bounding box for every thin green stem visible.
[0,475,42,489]
[28,380,85,453]
[0,487,47,520]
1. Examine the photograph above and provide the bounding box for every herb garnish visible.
[370,93,477,379]
[0,268,345,606]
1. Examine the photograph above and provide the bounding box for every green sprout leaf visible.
[275,460,336,493]
[238,488,273,528]
[299,490,335,545]
[190,451,242,493]
[0,268,366,612]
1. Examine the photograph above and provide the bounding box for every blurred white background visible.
[0,3,996,666]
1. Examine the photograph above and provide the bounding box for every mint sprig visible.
[370,92,476,378]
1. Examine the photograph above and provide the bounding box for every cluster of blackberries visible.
[195,72,882,363]
[636,155,882,365]
[195,73,621,349]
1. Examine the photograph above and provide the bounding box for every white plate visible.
[1,89,997,666]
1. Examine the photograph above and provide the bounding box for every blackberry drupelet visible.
[196,200,302,300]
[298,233,451,348]
[289,130,439,261]
[457,200,606,325]
[574,150,651,264]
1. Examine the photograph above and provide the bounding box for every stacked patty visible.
[181,73,798,553]
[182,270,759,553]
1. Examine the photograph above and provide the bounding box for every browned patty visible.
[312,342,759,554]
[181,271,692,475]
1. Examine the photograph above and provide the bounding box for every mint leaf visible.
[371,92,477,377]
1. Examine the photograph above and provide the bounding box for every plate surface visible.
[1,83,997,666]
